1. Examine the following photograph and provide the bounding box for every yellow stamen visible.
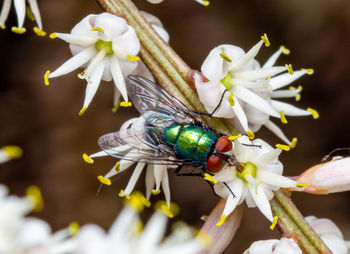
[1,25,5,30]
[228,133,242,141]
[295,94,301,101]
[203,0,210,6]
[220,51,232,63]
[26,186,44,212]
[296,183,309,188]
[118,189,126,197]
[196,231,213,249]
[77,70,87,79]
[44,71,50,86]
[79,107,88,116]
[270,216,278,230]
[2,146,22,159]
[216,214,226,227]
[91,27,104,33]
[285,64,294,74]
[276,144,290,151]
[180,69,184,73]
[97,175,111,186]
[114,162,120,173]
[301,68,314,75]
[280,111,288,124]
[297,85,303,92]
[152,189,161,195]
[261,33,270,47]
[69,222,80,236]
[82,153,94,164]
[307,108,319,119]
[126,55,140,62]
[120,101,132,107]
[26,6,36,21]
[124,191,150,212]
[204,173,217,184]
[246,130,255,140]
[162,204,174,218]
[11,26,26,34]
[280,45,290,55]
[49,32,57,39]
[33,27,46,37]
[228,93,235,106]
[111,104,120,113]
[289,137,298,149]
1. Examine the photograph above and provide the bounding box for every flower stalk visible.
[96,0,331,253]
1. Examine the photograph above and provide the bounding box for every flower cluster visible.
[210,135,304,226]
[45,12,169,115]
[195,36,318,145]
[83,117,174,215]
[0,0,45,35]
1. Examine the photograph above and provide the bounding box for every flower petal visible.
[123,162,146,196]
[49,46,96,78]
[138,211,167,249]
[81,60,105,109]
[270,70,306,90]
[0,0,12,28]
[153,164,164,191]
[13,0,25,28]
[248,185,274,222]
[110,55,128,101]
[263,48,283,68]
[112,26,140,58]
[228,40,263,72]
[27,0,43,30]
[54,33,98,46]
[257,170,297,188]
[231,98,249,131]
[161,168,171,207]
[234,86,279,117]
[264,120,291,144]
[270,100,311,116]
[145,164,156,200]
[235,66,286,81]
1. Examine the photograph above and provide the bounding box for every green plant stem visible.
[96,0,331,253]
[273,190,332,254]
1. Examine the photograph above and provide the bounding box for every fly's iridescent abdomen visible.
[164,124,218,162]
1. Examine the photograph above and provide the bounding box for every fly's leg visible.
[242,143,262,148]
[175,173,203,177]
[174,165,184,175]
[223,182,236,198]
[321,148,350,162]
[192,89,229,117]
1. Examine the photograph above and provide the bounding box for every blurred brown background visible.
[0,0,349,253]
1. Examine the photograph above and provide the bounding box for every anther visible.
[11,26,26,34]
[114,162,121,173]
[229,133,242,141]
[120,101,132,107]
[69,222,80,236]
[296,183,309,188]
[307,108,319,119]
[261,33,270,47]
[228,93,235,106]
[270,216,278,230]
[92,27,104,33]
[216,214,226,227]
[49,33,57,39]
[44,71,50,86]
[79,107,88,116]
[280,111,288,124]
[285,64,294,74]
[204,173,218,184]
[152,189,161,195]
[276,144,290,151]
[97,175,111,185]
[289,138,298,149]
[82,153,94,164]
[280,45,290,55]
[301,68,314,75]
[126,55,140,62]
[220,51,232,63]
[26,186,44,212]
[33,27,46,37]
[246,130,255,140]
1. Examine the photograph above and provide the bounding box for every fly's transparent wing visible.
[98,126,196,165]
[126,76,203,128]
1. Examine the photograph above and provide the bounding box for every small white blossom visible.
[83,117,173,212]
[306,216,350,254]
[0,145,22,164]
[0,0,45,35]
[45,13,140,115]
[195,36,318,145]
[0,184,75,253]
[244,238,302,254]
[212,136,301,225]
[69,203,203,254]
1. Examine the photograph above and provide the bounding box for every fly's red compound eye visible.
[207,155,223,173]
[215,136,233,153]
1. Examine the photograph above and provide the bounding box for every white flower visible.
[195,36,318,145]
[305,216,350,254]
[211,136,302,225]
[0,0,45,36]
[45,13,140,115]
[0,145,22,164]
[83,117,174,214]
[146,0,210,6]
[69,197,204,254]
[244,238,302,254]
[0,184,75,253]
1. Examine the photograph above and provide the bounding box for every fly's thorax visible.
[164,124,218,162]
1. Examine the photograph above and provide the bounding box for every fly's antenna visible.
[192,89,229,117]
[321,147,350,162]
[223,182,236,198]
[242,143,262,149]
